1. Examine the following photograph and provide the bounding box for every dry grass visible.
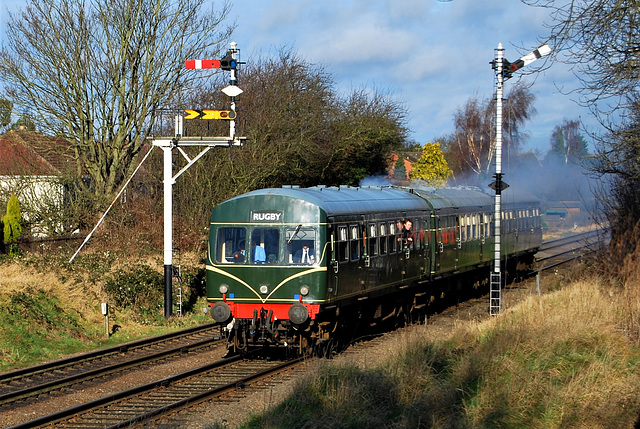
[245,272,640,428]
[457,278,640,428]
[0,262,62,296]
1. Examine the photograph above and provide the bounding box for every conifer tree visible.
[2,195,22,255]
[392,155,408,182]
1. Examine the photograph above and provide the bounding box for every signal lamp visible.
[220,52,237,70]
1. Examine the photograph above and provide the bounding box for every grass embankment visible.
[244,276,640,428]
[0,251,209,372]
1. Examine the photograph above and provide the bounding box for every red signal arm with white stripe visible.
[185,59,221,69]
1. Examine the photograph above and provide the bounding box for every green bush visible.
[103,264,163,316]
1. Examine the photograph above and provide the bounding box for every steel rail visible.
[7,354,308,429]
[0,323,217,383]
[0,336,220,405]
[108,356,306,428]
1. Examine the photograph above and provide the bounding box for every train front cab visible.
[206,194,328,351]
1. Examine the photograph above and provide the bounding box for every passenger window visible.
[215,227,247,264]
[388,222,396,253]
[286,227,317,265]
[250,228,279,264]
[368,223,378,256]
[379,224,387,255]
[350,225,360,260]
[413,219,421,250]
[472,215,478,240]
[338,226,349,262]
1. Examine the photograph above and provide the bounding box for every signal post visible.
[157,42,245,318]
[489,42,550,315]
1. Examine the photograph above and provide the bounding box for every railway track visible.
[0,323,222,408]
[535,228,607,272]
[9,355,308,428]
[538,229,603,254]
[1,231,608,428]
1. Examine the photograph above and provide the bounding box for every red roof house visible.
[0,131,76,236]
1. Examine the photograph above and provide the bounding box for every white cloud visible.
[0,0,602,152]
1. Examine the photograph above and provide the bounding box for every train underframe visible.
[218,250,537,356]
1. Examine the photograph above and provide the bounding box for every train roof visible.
[226,186,430,218]
[412,187,493,210]
[214,185,540,221]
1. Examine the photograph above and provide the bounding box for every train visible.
[205,185,542,354]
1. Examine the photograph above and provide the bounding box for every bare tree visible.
[547,118,589,164]
[523,0,640,121]
[451,83,536,177]
[523,0,640,258]
[0,0,232,205]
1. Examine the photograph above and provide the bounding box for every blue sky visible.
[1,0,599,154]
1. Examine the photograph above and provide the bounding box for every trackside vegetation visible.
[240,274,640,428]
[0,251,209,371]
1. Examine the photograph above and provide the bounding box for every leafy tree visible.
[0,0,232,207]
[325,88,407,185]
[172,48,339,216]
[409,142,452,188]
[170,48,409,228]
[2,195,22,255]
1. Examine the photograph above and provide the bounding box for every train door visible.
[480,213,491,264]
[416,216,431,276]
[471,213,483,263]
[343,223,362,296]
[328,222,345,300]
[438,215,459,272]
[410,217,428,278]
[428,214,442,274]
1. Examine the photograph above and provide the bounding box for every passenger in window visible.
[252,243,266,264]
[233,241,246,263]
[403,220,415,247]
[396,220,405,243]
[294,244,315,264]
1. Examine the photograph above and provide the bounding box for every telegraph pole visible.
[489,42,550,315]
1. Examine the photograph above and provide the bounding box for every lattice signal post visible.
[156,42,246,318]
[489,42,550,316]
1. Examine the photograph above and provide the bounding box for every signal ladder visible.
[489,272,501,315]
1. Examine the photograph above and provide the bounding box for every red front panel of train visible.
[225,302,320,320]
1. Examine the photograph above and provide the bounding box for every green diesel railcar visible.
[206,185,541,353]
